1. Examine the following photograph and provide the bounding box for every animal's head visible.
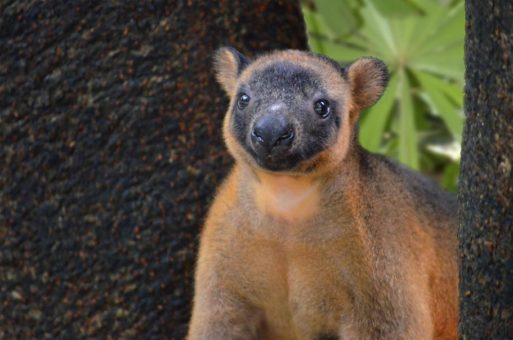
[214,47,388,176]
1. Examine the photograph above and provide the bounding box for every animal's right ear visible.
[213,47,249,94]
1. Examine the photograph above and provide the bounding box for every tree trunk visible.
[0,1,306,338]
[459,0,513,338]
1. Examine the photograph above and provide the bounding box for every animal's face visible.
[214,48,388,175]
[230,60,341,172]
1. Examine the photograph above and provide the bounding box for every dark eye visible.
[237,93,250,110]
[314,99,330,118]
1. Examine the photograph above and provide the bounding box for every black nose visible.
[251,114,294,151]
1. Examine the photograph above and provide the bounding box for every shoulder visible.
[362,150,457,220]
[204,167,240,228]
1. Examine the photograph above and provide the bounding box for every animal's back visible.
[362,150,459,339]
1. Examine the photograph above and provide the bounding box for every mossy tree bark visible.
[0,1,306,338]
[459,0,513,338]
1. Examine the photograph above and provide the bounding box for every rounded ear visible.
[346,57,389,112]
[213,47,250,94]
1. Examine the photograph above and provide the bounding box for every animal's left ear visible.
[346,57,389,114]
[213,47,250,95]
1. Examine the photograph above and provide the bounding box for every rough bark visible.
[459,0,513,338]
[0,1,306,338]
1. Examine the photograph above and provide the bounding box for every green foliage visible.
[302,0,464,191]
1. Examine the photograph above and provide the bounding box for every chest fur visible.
[230,234,367,339]
[252,172,322,222]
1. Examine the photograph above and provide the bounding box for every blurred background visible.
[302,0,464,191]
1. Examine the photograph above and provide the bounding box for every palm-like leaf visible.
[302,0,464,187]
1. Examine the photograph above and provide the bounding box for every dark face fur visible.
[231,62,342,171]
[214,48,388,174]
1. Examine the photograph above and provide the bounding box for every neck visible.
[238,147,365,223]
[250,170,321,222]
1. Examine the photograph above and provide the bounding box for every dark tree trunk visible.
[0,1,306,338]
[459,0,513,338]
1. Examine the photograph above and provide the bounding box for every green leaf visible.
[415,71,464,140]
[315,0,357,38]
[441,160,459,192]
[405,0,444,13]
[410,44,464,80]
[411,2,464,56]
[414,70,462,106]
[359,74,398,151]
[359,0,396,60]
[373,0,420,17]
[398,70,419,169]
[320,40,366,62]
[302,6,332,53]
[389,17,419,60]
[398,6,440,50]
[341,33,386,58]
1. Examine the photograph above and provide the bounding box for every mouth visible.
[249,148,303,172]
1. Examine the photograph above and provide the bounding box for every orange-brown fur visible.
[188,49,458,339]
